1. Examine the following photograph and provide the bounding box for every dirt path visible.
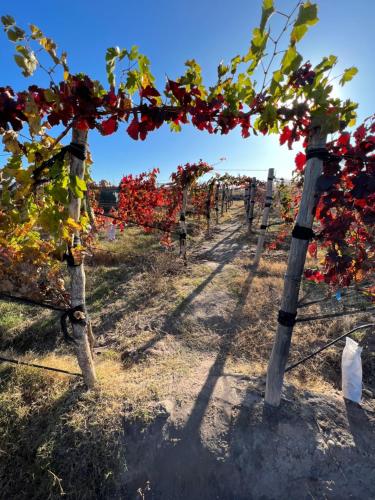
[84,205,375,499]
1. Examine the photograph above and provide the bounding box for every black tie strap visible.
[292,224,314,241]
[306,147,340,163]
[278,310,297,327]
[63,247,82,267]
[60,304,87,344]
[260,224,267,230]
[179,233,187,240]
[69,142,87,161]
[32,142,87,184]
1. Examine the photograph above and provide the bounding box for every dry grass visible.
[0,201,373,498]
[0,341,202,499]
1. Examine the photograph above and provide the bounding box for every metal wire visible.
[0,355,83,377]
[285,323,375,373]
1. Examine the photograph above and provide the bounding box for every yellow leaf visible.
[66,217,81,230]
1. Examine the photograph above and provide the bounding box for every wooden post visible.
[253,169,274,264]
[265,127,327,407]
[244,183,250,220]
[68,129,97,388]
[205,180,215,236]
[247,177,257,233]
[215,182,220,224]
[179,186,188,262]
[225,186,230,211]
[220,183,226,215]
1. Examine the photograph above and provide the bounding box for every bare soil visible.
[100,207,375,499]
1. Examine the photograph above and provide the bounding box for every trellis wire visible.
[0,355,83,377]
[285,323,375,373]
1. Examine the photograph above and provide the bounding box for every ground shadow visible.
[0,307,63,355]
[122,224,253,362]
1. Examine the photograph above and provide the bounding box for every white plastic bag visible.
[342,337,362,403]
[107,224,116,241]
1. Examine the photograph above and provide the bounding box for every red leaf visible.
[279,126,292,146]
[337,132,350,147]
[127,117,139,140]
[308,242,317,258]
[100,116,118,136]
[295,152,306,172]
[139,85,160,99]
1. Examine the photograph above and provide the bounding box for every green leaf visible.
[269,69,283,95]
[281,46,302,74]
[230,55,242,74]
[50,184,69,204]
[29,24,43,39]
[314,55,337,74]
[261,103,277,126]
[75,176,87,192]
[218,61,229,78]
[69,175,86,199]
[1,15,15,29]
[14,50,38,77]
[170,122,182,133]
[260,0,274,32]
[339,67,358,86]
[6,26,25,41]
[129,45,139,61]
[290,2,318,43]
[105,46,127,87]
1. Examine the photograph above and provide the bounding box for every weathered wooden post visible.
[244,183,250,220]
[215,182,220,224]
[179,186,188,262]
[67,129,97,388]
[205,180,215,236]
[221,183,226,215]
[265,126,327,406]
[225,185,229,212]
[253,169,274,264]
[247,177,257,233]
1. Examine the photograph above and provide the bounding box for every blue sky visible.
[1,0,374,183]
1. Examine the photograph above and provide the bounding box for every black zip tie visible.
[285,323,375,373]
[180,214,186,222]
[60,304,87,344]
[179,233,187,241]
[292,224,314,241]
[69,142,87,161]
[306,147,341,163]
[260,224,267,230]
[63,249,80,267]
[32,142,87,183]
[278,310,297,327]
[264,203,271,208]
[0,355,83,377]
